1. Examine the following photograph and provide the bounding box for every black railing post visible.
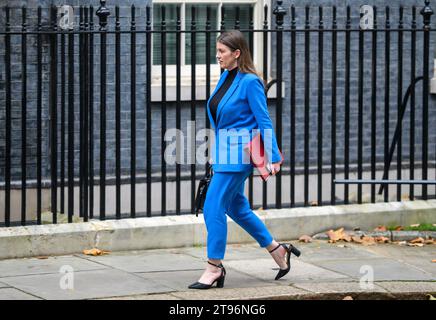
[146,5,152,217]
[4,6,11,227]
[37,6,43,224]
[273,0,286,209]
[161,6,167,216]
[330,6,337,206]
[50,5,58,224]
[290,4,296,207]
[317,6,324,206]
[420,0,433,200]
[263,3,269,210]
[130,5,136,218]
[21,6,28,225]
[115,5,121,219]
[304,6,311,207]
[96,0,110,220]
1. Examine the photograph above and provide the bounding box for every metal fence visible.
[1,0,435,227]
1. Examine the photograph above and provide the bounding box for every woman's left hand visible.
[269,162,281,175]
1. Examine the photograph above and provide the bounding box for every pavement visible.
[0,239,435,300]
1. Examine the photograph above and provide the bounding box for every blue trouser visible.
[203,169,274,260]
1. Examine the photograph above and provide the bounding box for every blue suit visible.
[207,70,282,172]
[203,70,280,259]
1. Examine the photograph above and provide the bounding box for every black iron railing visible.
[0,0,435,227]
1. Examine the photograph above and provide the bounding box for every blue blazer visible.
[207,70,282,172]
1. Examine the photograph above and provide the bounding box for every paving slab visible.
[0,269,174,300]
[359,244,436,277]
[177,244,270,261]
[377,281,436,293]
[137,269,274,291]
[313,258,435,281]
[0,255,109,278]
[293,281,389,294]
[224,258,350,283]
[76,251,205,273]
[0,288,42,300]
[170,285,311,300]
[295,241,382,262]
[97,293,182,300]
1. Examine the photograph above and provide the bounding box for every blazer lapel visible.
[216,71,242,126]
[207,70,229,129]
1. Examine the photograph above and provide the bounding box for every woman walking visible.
[189,30,300,290]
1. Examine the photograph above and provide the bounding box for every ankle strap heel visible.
[207,261,223,268]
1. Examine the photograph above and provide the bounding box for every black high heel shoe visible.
[188,261,226,289]
[269,243,301,280]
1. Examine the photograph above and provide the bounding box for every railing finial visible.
[421,0,433,28]
[96,0,110,30]
[273,0,287,29]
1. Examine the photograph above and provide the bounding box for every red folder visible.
[244,133,284,181]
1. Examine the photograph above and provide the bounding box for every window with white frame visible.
[151,0,271,101]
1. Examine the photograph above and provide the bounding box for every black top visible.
[209,67,238,124]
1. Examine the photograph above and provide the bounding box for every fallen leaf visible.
[431,260,436,263]
[310,201,318,206]
[83,248,111,256]
[397,241,408,246]
[299,235,313,243]
[374,225,387,232]
[428,294,436,300]
[326,227,352,243]
[409,224,420,228]
[343,296,353,300]
[394,226,404,231]
[410,237,425,244]
[326,228,343,243]
[337,244,347,248]
[375,236,390,243]
[361,236,376,246]
[36,256,49,259]
[425,239,435,245]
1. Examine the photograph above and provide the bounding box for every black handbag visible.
[194,166,213,217]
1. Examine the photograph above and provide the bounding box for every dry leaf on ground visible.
[36,256,49,259]
[361,236,376,246]
[375,236,390,243]
[299,235,313,243]
[374,225,387,232]
[431,260,436,263]
[83,248,111,256]
[326,227,350,243]
[410,237,425,244]
[424,239,435,245]
[394,226,404,231]
[343,296,354,300]
[409,224,420,228]
[428,294,436,300]
[310,201,318,206]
